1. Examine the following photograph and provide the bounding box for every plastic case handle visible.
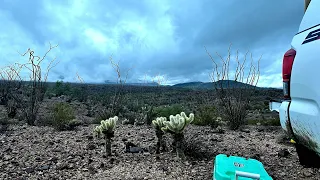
[235,171,260,180]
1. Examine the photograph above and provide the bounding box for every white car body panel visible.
[270,0,320,154]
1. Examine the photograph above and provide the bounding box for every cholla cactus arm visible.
[93,126,102,137]
[152,117,167,154]
[152,117,167,129]
[100,116,118,133]
[161,112,194,134]
[181,112,194,124]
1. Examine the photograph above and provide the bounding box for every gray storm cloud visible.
[0,0,304,87]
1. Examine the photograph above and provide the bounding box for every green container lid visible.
[213,154,273,180]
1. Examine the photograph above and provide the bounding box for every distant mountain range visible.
[100,80,258,89]
[47,79,280,89]
[172,80,281,90]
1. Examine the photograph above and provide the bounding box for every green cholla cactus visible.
[160,112,194,160]
[152,117,167,154]
[93,116,118,156]
[161,112,194,134]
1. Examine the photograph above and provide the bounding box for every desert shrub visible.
[70,86,88,102]
[193,105,219,128]
[51,80,71,96]
[184,134,214,160]
[52,102,79,130]
[94,108,113,124]
[122,111,136,125]
[0,114,9,126]
[126,100,142,112]
[153,104,184,119]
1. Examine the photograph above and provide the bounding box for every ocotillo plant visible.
[161,112,194,159]
[152,117,167,154]
[94,116,118,156]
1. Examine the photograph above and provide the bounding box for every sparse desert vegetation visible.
[1,44,319,180]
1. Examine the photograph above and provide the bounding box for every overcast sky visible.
[0,0,304,87]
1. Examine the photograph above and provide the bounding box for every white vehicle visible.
[269,0,320,167]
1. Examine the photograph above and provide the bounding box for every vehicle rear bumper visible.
[269,99,291,136]
[269,99,282,112]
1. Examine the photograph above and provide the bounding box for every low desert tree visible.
[161,112,194,160]
[205,44,260,130]
[93,116,118,156]
[19,43,59,125]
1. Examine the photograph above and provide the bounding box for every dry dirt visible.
[1,123,320,180]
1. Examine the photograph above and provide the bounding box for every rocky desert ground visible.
[1,123,320,180]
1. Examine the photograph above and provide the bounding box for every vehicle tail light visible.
[282,49,296,99]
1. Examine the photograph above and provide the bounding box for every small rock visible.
[302,169,313,177]
[3,155,11,161]
[53,148,62,152]
[100,163,105,168]
[33,140,40,144]
[49,157,58,163]
[68,163,75,169]
[86,135,93,140]
[108,157,115,164]
[278,149,290,157]
[87,143,96,150]
[10,160,19,166]
[82,168,89,172]
[48,141,54,146]
[56,163,69,170]
[251,153,260,161]
[239,135,245,138]
[161,166,168,172]
[241,128,250,133]
[88,158,93,164]
[25,167,34,173]
[4,147,12,152]
[38,165,50,171]
[257,128,264,132]
[127,147,144,153]
[88,165,96,174]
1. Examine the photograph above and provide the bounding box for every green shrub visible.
[48,80,72,97]
[70,86,88,102]
[153,104,184,119]
[52,102,79,130]
[192,105,219,128]
[94,108,113,124]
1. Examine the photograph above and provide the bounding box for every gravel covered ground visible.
[1,124,320,180]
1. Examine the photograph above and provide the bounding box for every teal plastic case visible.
[213,154,273,180]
